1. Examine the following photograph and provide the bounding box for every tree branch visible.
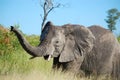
[40,0,61,30]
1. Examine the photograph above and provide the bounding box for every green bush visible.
[0,26,52,75]
[118,35,120,42]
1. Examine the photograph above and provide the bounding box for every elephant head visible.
[11,21,95,62]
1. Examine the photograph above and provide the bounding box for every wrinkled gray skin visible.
[11,21,120,79]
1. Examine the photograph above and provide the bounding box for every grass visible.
[0,71,80,80]
[0,26,55,80]
[0,70,114,80]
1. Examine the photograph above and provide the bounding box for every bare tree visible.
[40,0,61,30]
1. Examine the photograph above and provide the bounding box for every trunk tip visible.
[10,26,14,31]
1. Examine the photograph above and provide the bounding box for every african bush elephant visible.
[10,21,120,79]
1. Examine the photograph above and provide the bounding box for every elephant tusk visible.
[47,55,51,61]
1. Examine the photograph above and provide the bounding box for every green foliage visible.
[0,26,52,75]
[105,8,120,32]
[118,35,120,42]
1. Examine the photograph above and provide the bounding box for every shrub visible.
[0,26,52,75]
[118,35,120,42]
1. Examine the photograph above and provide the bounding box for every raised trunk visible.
[10,26,45,57]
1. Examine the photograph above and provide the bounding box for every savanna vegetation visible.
[0,25,53,80]
[0,25,120,80]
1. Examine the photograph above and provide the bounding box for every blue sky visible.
[0,0,120,35]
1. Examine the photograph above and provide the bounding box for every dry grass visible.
[0,70,83,80]
[0,70,113,80]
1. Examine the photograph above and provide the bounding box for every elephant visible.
[10,21,120,79]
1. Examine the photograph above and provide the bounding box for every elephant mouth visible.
[44,55,52,61]
[43,45,63,61]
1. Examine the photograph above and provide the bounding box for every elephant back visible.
[83,25,119,76]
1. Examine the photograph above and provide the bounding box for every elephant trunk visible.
[10,26,45,57]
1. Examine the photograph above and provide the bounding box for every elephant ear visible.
[59,25,95,62]
[74,26,95,53]
[40,21,53,41]
[59,34,75,62]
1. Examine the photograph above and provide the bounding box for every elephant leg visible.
[52,57,61,69]
[67,60,85,77]
[59,59,85,77]
[52,57,85,77]
[52,57,69,71]
[52,57,73,71]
